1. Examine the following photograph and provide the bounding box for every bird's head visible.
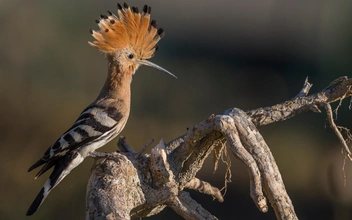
[89,3,176,78]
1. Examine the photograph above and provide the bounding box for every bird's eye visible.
[128,54,134,59]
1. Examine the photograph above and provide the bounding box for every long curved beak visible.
[137,60,177,79]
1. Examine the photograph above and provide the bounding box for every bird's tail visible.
[26,152,83,216]
[26,178,56,216]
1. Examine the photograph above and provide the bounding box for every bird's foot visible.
[89,151,115,171]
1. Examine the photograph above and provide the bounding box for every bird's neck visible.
[97,55,133,102]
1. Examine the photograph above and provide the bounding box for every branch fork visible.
[86,76,352,220]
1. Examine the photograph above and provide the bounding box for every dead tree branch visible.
[86,76,352,220]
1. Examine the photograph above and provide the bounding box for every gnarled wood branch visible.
[86,76,352,220]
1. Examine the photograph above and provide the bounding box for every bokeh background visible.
[1,0,352,219]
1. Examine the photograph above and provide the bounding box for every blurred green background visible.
[1,0,352,219]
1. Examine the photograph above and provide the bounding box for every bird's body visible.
[27,3,175,216]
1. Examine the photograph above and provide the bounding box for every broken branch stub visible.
[86,76,352,220]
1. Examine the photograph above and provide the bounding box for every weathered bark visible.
[86,76,352,220]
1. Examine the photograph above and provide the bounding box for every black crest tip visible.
[157,28,165,38]
[100,14,108,19]
[131,6,139,13]
[123,2,128,9]
[117,3,123,10]
[151,20,157,28]
[95,19,100,24]
[154,44,159,52]
[89,29,93,34]
[148,6,151,14]
[143,5,148,13]
[107,11,112,16]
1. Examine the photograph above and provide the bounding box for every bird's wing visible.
[26,103,124,216]
[28,104,123,177]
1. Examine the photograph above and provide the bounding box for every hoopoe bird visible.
[26,3,176,216]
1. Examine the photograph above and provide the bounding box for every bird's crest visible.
[89,3,164,60]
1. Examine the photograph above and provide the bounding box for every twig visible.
[117,136,136,153]
[323,102,352,160]
[185,178,224,202]
[135,138,154,158]
[294,77,312,98]
[167,192,218,220]
[246,76,352,127]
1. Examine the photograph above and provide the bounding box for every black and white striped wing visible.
[28,105,122,177]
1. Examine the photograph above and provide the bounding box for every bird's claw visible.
[89,151,114,171]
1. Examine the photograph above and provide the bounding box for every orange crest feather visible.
[89,3,165,60]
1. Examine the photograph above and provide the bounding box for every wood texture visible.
[86,76,352,220]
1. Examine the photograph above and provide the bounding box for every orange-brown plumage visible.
[89,3,161,61]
